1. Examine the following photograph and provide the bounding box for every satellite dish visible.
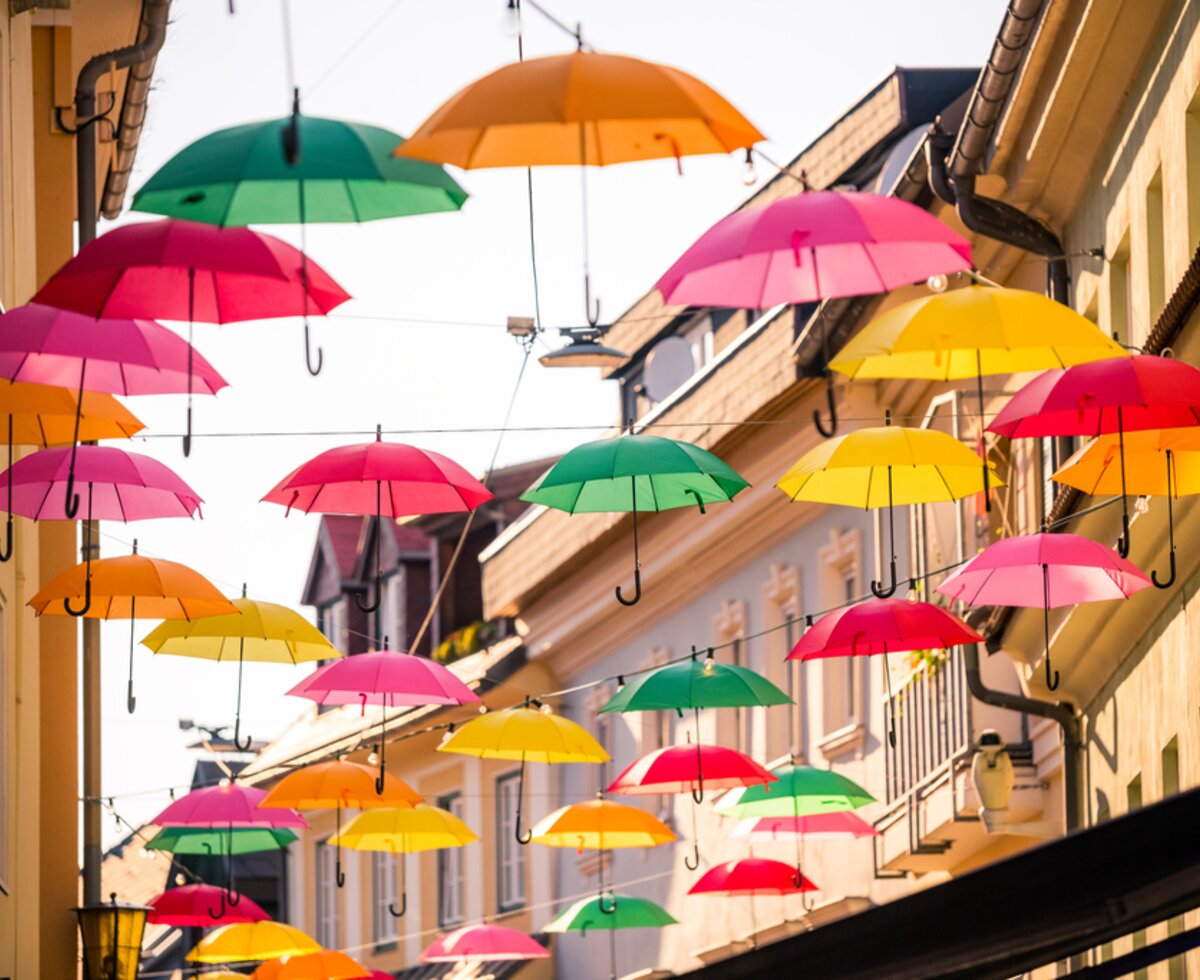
[643,335,695,402]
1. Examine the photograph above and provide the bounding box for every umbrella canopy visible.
[195,972,250,980]
[607,744,776,796]
[147,884,269,927]
[530,798,676,850]
[186,922,321,964]
[600,655,791,713]
[714,764,874,819]
[248,951,371,980]
[688,857,817,895]
[153,783,307,830]
[420,924,550,963]
[935,532,1152,690]
[520,434,749,605]
[0,379,144,445]
[145,826,299,855]
[395,50,763,169]
[543,894,678,933]
[133,114,468,225]
[729,812,880,841]
[143,594,338,749]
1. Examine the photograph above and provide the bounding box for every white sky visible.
[93,0,1003,843]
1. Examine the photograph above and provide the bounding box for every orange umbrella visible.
[259,760,421,889]
[248,951,370,980]
[28,542,235,711]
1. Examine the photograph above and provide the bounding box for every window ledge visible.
[816,722,866,761]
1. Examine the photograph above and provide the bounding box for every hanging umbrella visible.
[714,764,873,820]
[145,826,299,855]
[263,428,492,612]
[989,355,1200,560]
[776,412,1001,598]
[0,302,227,512]
[248,951,371,980]
[396,48,763,324]
[28,543,236,712]
[530,797,676,851]
[439,701,609,844]
[185,922,321,964]
[133,104,467,375]
[787,597,982,745]
[935,531,1151,691]
[0,380,143,561]
[147,884,269,927]
[543,894,677,980]
[258,759,421,889]
[286,646,481,792]
[689,857,817,895]
[655,191,972,435]
[828,285,1129,508]
[600,652,791,714]
[143,590,338,750]
[520,434,750,605]
[330,803,479,918]
[1053,427,1200,589]
[32,218,349,454]
[729,811,880,841]
[196,972,251,980]
[420,924,550,963]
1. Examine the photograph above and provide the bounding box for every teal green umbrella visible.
[714,764,874,819]
[543,894,676,979]
[600,653,790,715]
[521,434,749,605]
[144,826,298,855]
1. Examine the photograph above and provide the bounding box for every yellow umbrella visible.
[1053,427,1200,589]
[776,414,1002,597]
[330,803,478,918]
[142,590,337,751]
[186,922,320,964]
[438,701,610,844]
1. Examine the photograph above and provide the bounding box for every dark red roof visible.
[322,515,365,578]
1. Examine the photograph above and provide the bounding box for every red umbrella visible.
[787,598,982,745]
[263,427,493,614]
[32,218,349,454]
[988,355,1200,560]
[0,303,226,516]
[688,857,818,895]
[147,883,269,926]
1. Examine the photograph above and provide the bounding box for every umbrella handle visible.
[63,466,81,519]
[1152,549,1177,590]
[354,585,381,614]
[684,841,700,871]
[0,423,12,563]
[1116,512,1131,559]
[615,567,642,606]
[1152,454,1177,590]
[64,575,92,617]
[584,271,601,328]
[1042,569,1060,691]
[233,729,252,753]
[615,491,642,606]
[335,849,346,888]
[515,756,533,845]
[182,405,192,459]
[813,372,838,438]
[303,320,324,377]
[598,890,618,915]
[282,87,302,164]
[0,516,11,563]
[871,559,898,599]
[207,887,228,921]
[685,489,707,515]
[388,890,406,918]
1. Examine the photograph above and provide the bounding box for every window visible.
[817,529,864,751]
[682,313,714,372]
[316,841,339,947]
[1109,229,1132,348]
[495,773,526,911]
[594,712,613,793]
[1127,773,1143,812]
[380,572,404,648]
[1147,167,1166,320]
[762,564,803,762]
[371,852,399,945]
[438,794,465,925]
[321,600,348,655]
[1163,737,1180,797]
[713,601,750,752]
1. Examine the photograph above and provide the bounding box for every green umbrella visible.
[714,764,874,819]
[521,435,750,605]
[131,92,468,375]
[600,653,790,715]
[543,894,676,979]
[144,826,298,855]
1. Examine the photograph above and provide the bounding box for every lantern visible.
[74,892,150,980]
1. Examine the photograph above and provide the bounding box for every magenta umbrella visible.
[655,191,972,435]
[32,218,349,455]
[287,647,481,793]
[729,812,880,841]
[148,883,269,926]
[263,426,492,613]
[936,532,1151,690]
[420,924,550,963]
[0,303,227,516]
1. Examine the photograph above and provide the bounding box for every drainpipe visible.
[73,0,171,909]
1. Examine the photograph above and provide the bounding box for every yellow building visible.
[0,3,168,977]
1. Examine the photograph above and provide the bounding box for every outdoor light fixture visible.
[75,892,151,980]
[538,325,628,368]
[506,315,537,340]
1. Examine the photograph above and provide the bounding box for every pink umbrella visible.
[263,427,492,614]
[729,812,879,841]
[988,355,1200,561]
[0,303,227,516]
[655,191,972,435]
[32,218,350,453]
[688,856,817,895]
[420,924,550,963]
[936,532,1151,690]
[287,647,480,793]
[786,597,982,745]
[147,883,269,926]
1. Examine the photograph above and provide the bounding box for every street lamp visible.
[75,892,151,980]
[539,325,628,368]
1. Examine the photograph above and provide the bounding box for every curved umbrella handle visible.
[1042,568,1060,691]
[615,489,642,606]
[207,887,228,921]
[335,850,346,888]
[0,517,11,564]
[1152,550,1177,590]
[388,890,407,918]
[683,842,700,871]
[303,320,324,377]
[813,373,838,438]
[64,575,92,617]
[871,559,898,599]
[233,727,252,753]
[0,425,12,563]
[791,866,805,889]
[1152,456,1177,589]
[598,890,618,915]
[615,568,642,607]
[584,272,601,328]
[63,466,81,519]
[1116,516,1131,559]
[354,583,381,614]
[182,404,193,459]
[514,755,533,845]
[685,489,707,515]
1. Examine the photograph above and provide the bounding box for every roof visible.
[326,515,366,578]
[98,827,175,949]
[686,786,1200,979]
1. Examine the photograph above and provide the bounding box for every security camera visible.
[972,729,1014,832]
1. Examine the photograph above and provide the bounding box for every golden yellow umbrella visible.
[1053,427,1200,589]
[142,590,337,751]
[186,922,320,964]
[776,414,1002,597]
[438,701,610,844]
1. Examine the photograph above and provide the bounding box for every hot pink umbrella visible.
[988,355,1200,561]
[655,191,972,435]
[263,427,493,614]
[287,647,480,793]
[32,218,350,453]
[147,883,269,926]
[787,598,982,745]
[729,812,880,841]
[936,532,1151,690]
[0,303,227,516]
[420,924,550,963]
[689,857,817,895]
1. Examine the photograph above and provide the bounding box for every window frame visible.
[315,839,340,948]
[495,772,526,912]
[437,793,466,926]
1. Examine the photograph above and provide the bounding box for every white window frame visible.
[438,794,465,926]
[316,840,339,947]
[322,600,348,655]
[495,773,526,911]
[381,571,405,649]
[371,851,399,945]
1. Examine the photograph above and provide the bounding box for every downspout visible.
[73,0,171,909]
